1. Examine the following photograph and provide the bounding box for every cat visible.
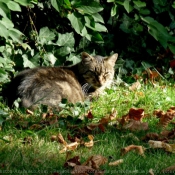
[3,52,118,109]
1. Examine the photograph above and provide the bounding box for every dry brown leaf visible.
[149,168,154,175]
[128,108,144,121]
[64,156,81,168]
[121,133,140,142]
[162,164,175,174]
[67,133,81,143]
[29,124,43,130]
[57,133,67,145]
[148,140,167,148]
[71,165,95,175]
[86,110,94,119]
[119,114,129,126]
[148,140,175,153]
[84,135,94,148]
[50,135,58,142]
[160,129,175,140]
[23,137,32,145]
[129,81,141,91]
[123,119,148,131]
[164,143,175,153]
[60,141,79,153]
[154,108,175,128]
[158,111,175,128]
[26,109,34,115]
[142,133,159,141]
[121,145,145,156]
[83,155,108,169]
[108,159,123,166]
[153,109,165,118]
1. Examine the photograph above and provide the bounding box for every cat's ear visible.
[106,53,118,66]
[81,52,94,62]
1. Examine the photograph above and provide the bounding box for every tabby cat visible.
[4,52,118,109]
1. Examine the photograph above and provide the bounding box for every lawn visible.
[0,82,175,175]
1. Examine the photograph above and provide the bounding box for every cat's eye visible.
[104,72,109,76]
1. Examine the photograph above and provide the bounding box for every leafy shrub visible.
[0,0,175,86]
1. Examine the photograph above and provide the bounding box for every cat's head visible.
[79,52,118,90]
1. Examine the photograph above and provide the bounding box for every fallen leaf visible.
[128,108,144,121]
[162,163,175,174]
[67,133,81,143]
[149,168,154,175]
[121,133,140,141]
[160,129,175,140]
[158,111,175,128]
[50,135,58,142]
[148,140,167,148]
[26,109,34,115]
[84,135,94,148]
[148,140,175,153]
[71,165,95,175]
[83,155,108,169]
[121,145,145,156]
[57,133,67,145]
[86,110,94,119]
[109,159,123,166]
[129,81,141,91]
[23,137,32,145]
[123,119,148,131]
[29,124,43,130]
[49,173,60,175]
[64,156,81,168]
[60,141,79,153]
[142,133,159,141]
[153,107,175,128]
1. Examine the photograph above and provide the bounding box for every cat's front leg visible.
[88,87,105,99]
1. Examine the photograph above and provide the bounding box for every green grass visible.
[0,84,175,175]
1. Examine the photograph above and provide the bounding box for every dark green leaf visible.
[23,55,36,68]
[92,13,104,23]
[38,27,56,45]
[111,4,117,17]
[0,17,14,28]
[107,0,114,2]
[0,2,11,18]
[123,0,133,13]
[56,46,72,56]
[133,1,146,8]
[7,1,21,11]
[76,5,103,14]
[51,0,60,12]
[169,44,175,54]
[0,22,8,39]
[74,1,103,14]
[67,12,84,35]
[8,28,23,43]
[43,53,57,65]
[139,8,150,15]
[57,32,75,47]
[66,53,81,65]
[0,0,10,3]
[14,0,33,6]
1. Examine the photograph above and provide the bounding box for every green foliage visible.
[0,0,175,85]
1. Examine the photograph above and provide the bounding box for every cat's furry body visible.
[4,52,118,109]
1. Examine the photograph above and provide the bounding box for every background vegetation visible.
[0,0,175,86]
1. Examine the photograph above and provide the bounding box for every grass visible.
[0,83,175,174]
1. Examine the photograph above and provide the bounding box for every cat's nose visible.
[98,76,103,86]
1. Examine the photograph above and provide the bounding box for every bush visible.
[0,0,175,85]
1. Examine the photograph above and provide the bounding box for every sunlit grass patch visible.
[0,84,175,174]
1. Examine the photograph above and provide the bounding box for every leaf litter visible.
[4,99,175,175]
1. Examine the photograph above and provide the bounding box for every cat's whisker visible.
[82,83,91,94]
